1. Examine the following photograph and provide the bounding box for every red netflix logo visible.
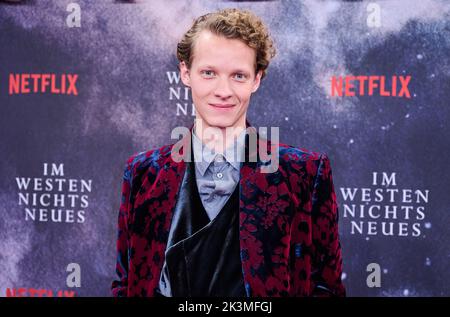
[331,75,411,98]
[9,73,78,95]
[6,288,76,297]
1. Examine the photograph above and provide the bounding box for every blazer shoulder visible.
[276,143,334,179]
[278,142,327,163]
[123,143,174,180]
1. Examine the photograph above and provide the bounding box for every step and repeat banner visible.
[0,0,449,297]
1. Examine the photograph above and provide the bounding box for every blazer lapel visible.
[239,125,291,297]
[131,130,190,296]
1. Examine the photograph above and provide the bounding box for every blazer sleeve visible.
[111,157,134,297]
[310,154,346,296]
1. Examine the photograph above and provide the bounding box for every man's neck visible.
[193,119,246,155]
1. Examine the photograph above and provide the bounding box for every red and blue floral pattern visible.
[112,133,345,297]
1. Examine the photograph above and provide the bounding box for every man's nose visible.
[214,77,233,99]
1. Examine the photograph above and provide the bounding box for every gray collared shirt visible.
[192,128,245,220]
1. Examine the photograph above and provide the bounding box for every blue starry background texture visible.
[0,0,449,296]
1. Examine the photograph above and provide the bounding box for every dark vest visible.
[157,153,246,297]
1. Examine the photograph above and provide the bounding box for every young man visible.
[112,8,345,297]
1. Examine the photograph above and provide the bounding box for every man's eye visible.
[201,70,215,77]
[234,73,247,81]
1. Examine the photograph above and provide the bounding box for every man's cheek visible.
[194,85,213,98]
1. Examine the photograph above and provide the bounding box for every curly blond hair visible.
[177,8,276,79]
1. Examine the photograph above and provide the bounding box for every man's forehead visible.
[195,30,251,49]
[192,31,256,69]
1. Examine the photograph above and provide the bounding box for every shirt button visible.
[216,172,223,179]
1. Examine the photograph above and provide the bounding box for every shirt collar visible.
[192,126,246,176]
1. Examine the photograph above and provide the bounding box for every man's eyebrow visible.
[198,65,217,69]
[198,65,252,74]
[231,69,251,74]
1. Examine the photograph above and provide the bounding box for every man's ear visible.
[180,61,191,87]
[251,70,263,93]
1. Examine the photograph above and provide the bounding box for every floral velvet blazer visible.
[112,126,346,297]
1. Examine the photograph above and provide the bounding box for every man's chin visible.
[203,119,237,130]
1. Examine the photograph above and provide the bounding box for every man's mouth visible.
[209,103,236,109]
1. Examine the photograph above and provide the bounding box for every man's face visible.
[180,30,262,131]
